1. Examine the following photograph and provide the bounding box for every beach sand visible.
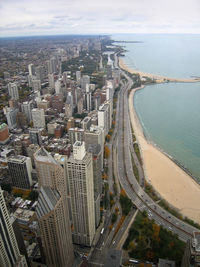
[119,58,200,83]
[125,61,200,224]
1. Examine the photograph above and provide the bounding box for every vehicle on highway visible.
[129,259,139,263]
[101,228,104,234]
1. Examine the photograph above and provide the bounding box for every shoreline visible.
[123,63,200,224]
[119,57,200,83]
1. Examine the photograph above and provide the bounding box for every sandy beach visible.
[125,61,200,224]
[119,58,200,83]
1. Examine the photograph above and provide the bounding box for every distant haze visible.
[0,0,200,37]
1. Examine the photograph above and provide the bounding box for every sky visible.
[0,0,200,37]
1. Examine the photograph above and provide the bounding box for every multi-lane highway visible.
[88,54,199,266]
[116,66,199,242]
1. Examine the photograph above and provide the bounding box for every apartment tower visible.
[65,141,95,246]
[36,186,74,267]
[0,187,27,267]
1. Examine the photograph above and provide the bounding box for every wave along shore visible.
[120,58,200,224]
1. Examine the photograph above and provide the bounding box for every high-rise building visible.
[55,79,62,94]
[0,187,28,267]
[29,128,42,146]
[47,57,57,74]
[85,125,104,169]
[34,147,65,192]
[8,83,19,100]
[35,66,44,82]
[16,112,27,129]
[32,108,45,129]
[0,123,9,144]
[81,75,90,91]
[21,101,33,123]
[98,102,111,137]
[68,127,85,145]
[76,71,81,85]
[81,116,91,131]
[28,63,35,76]
[4,107,19,129]
[65,141,95,246]
[48,73,55,89]
[8,156,32,189]
[36,186,74,267]
[87,144,102,227]
[32,79,41,92]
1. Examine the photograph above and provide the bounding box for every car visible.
[113,241,115,245]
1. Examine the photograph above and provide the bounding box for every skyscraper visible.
[4,106,19,129]
[29,128,42,146]
[65,141,95,246]
[34,147,66,192]
[21,101,33,123]
[36,186,74,267]
[8,156,33,189]
[28,63,35,76]
[0,187,28,267]
[8,83,19,100]
[34,148,74,266]
[32,108,45,129]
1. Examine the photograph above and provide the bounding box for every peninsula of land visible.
[120,58,200,224]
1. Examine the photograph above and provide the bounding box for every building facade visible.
[0,187,28,267]
[36,186,74,267]
[65,141,95,246]
[8,156,32,189]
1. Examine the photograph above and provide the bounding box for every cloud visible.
[0,0,200,36]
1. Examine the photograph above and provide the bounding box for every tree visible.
[104,146,110,158]
[1,184,12,194]
[27,190,39,201]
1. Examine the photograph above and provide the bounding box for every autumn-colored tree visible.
[102,173,108,180]
[109,224,113,231]
[106,134,111,141]
[104,146,110,158]
[152,223,160,241]
[120,188,126,197]
[128,241,136,250]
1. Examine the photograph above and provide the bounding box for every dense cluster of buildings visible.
[0,36,121,266]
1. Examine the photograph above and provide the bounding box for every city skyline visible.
[0,0,200,37]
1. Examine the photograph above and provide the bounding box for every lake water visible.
[112,34,200,181]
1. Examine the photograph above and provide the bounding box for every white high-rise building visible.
[55,79,62,94]
[65,141,95,246]
[8,83,19,100]
[28,63,35,76]
[0,187,28,267]
[32,108,45,128]
[76,71,81,85]
[106,81,114,101]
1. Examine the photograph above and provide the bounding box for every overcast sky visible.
[0,0,200,37]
